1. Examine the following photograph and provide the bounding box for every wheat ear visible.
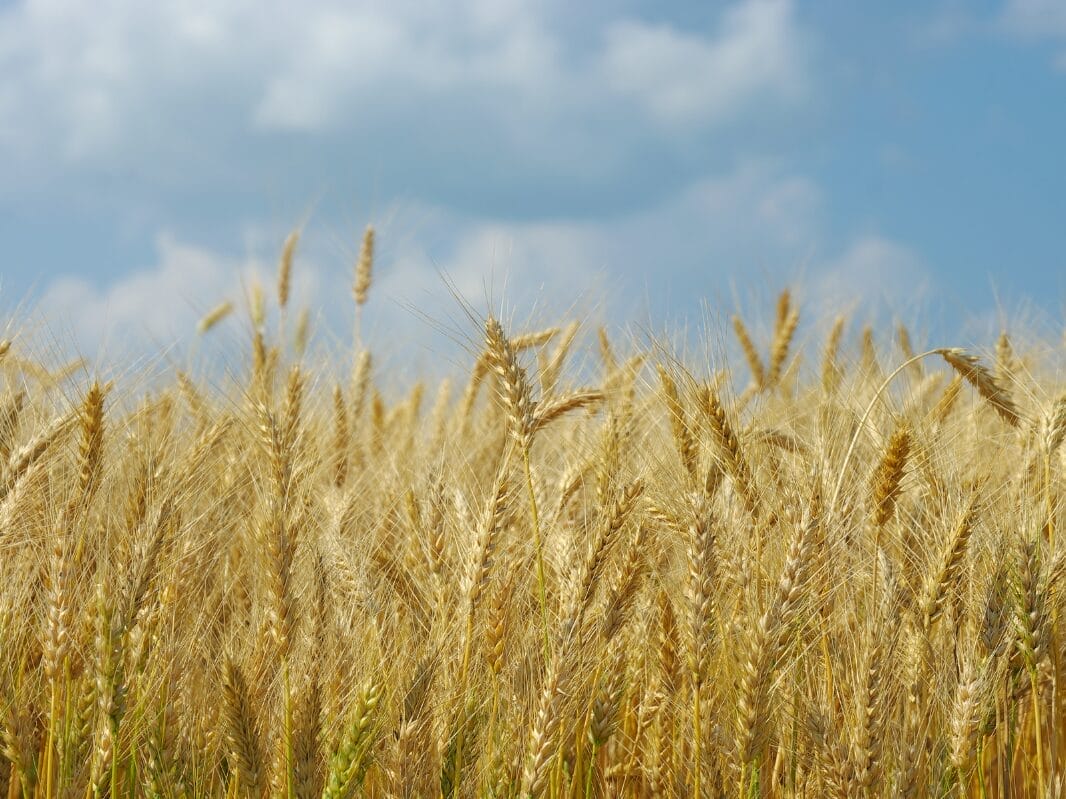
[657,365,699,486]
[322,681,384,799]
[703,387,759,519]
[197,300,234,334]
[221,656,263,798]
[353,224,374,308]
[278,229,299,310]
[937,347,1021,427]
[821,315,845,394]
[732,314,766,390]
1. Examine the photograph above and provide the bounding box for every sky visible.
[1,0,1065,371]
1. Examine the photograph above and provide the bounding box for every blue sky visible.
[1,0,1064,366]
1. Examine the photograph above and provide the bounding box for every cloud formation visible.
[31,161,928,365]
[36,233,271,359]
[811,236,929,315]
[1001,0,1066,68]
[1,0,954,364]
[599,1,807,128]
[0,0,809,194]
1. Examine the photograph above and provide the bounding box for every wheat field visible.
[1,234,1064,798]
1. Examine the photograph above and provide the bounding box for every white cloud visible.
[356,167,928,349]
[32,166,930,368]
[380,163,824,311]
[253,2,565,131]
[0,0,811,176]
[0,0,258,162]
[599,0,808,127]
[810,235,930,316]
[1002,0,1066,34]
[1001,0,1066,67]
[910,3,986,48]
[35,231,319,358]
[378,218,607,334]
[754,177,823,249]
[253,9,431,131]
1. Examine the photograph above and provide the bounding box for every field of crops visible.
[1,232,1063,797]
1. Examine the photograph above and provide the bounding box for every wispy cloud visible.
[8,0,991,365]
[1000,0,1066,68]
[811,235,930,314]
[909,2,987,48]
[35,233,283,358]
[1001,0,1066,34]
[0,0,812,188]
[599,0,808,128]
[31,163,932,363]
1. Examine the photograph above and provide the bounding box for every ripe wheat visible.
[0,238,1064,798]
